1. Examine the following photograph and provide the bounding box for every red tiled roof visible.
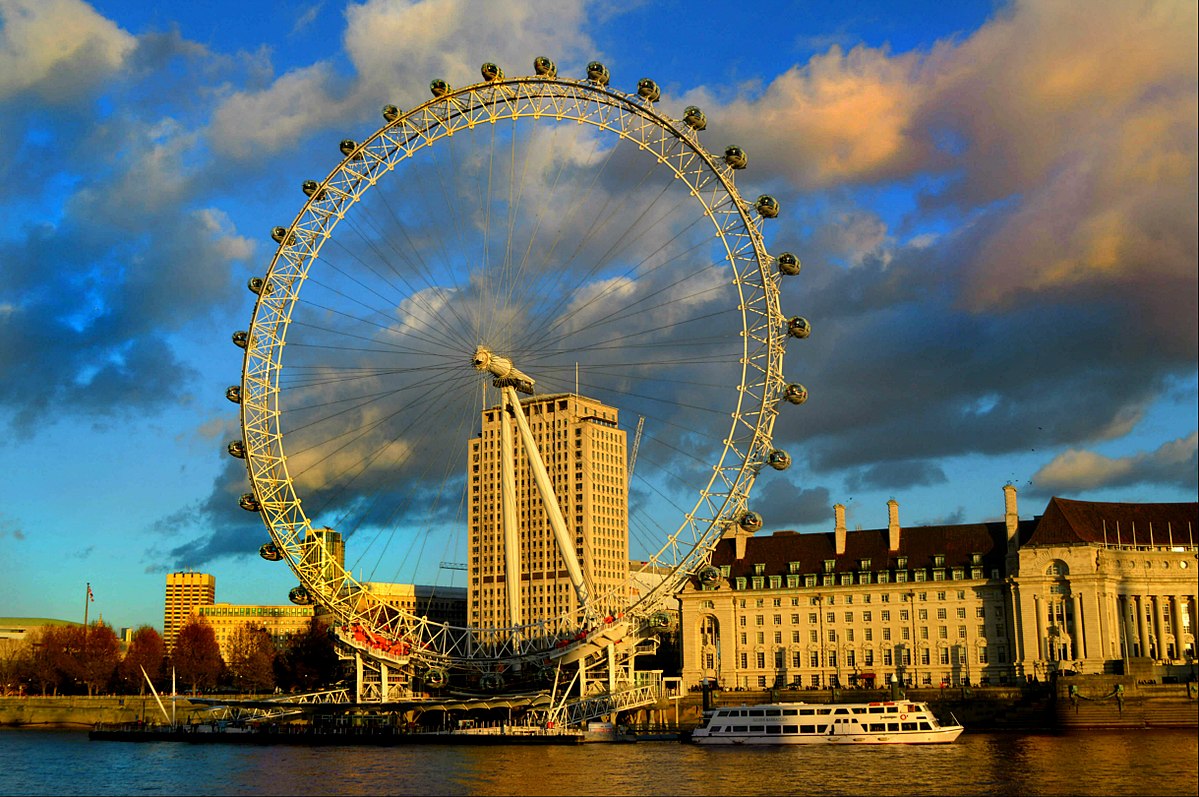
[1025,497,1198,547]
[709,519,1034,579]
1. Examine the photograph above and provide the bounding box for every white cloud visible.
[1033,431,1199,492]
[209,0,595,159]
[0,0,134,100]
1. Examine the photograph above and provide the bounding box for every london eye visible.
[228,57,809,701]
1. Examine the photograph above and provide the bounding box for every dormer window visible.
[896,556,908,569]
[823,559,836,574]
[753,563,766,576]
[971,553,983,566]
[933,554,946,568]
[788,561,802,574]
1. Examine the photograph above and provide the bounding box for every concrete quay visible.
[630,676,1197,732]
[3,675,1194,732]
[0,696,151,729]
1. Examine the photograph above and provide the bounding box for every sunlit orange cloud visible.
[683,43,936,189]
[1033,431,1198,492]
[703,0,1196,327]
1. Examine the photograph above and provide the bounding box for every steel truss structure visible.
[229,58,806,702]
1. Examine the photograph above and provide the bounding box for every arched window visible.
[700,616,719,647]
[1045,560,1069,577]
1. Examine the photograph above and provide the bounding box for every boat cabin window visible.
[766,725,781,734]
[783,725,798,734]
[765,709,781,716]
[851,707,867,714]
[887,722,900,731]
[902,722,918,731]
[868,706,885,714]
[748,710,764,717]
[782,708,798,716]
[710,726,722,732]
[799,708,815,716]
[869,723,886,732]
[920,722,933,731]
[731,725,748,732]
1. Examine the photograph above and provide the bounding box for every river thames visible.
[3,727,1197,796]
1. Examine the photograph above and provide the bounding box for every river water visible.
[1,727,1195,796]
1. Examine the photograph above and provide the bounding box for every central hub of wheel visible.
[472,345,535,394]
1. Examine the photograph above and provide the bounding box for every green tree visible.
[172,616,223,693]
[276,617,342,692]
[119,625,165,694]
[226,623,277,694]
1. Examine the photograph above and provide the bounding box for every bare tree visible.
[226,623,277,694]
[27,626,71,696]
[276,617,342,692]
[0,637,29,696]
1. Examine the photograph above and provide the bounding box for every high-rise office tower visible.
[468,392,628,630]
[303,526,346,585]
[163,571,216,653]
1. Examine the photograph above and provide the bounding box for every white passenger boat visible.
[690,700,963,745]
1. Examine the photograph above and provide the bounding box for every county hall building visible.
[678,485,1197,690]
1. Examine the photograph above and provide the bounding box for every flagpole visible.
[84,582,90,628]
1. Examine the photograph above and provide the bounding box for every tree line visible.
[0,615,343,697]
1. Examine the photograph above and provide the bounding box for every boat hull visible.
[690,699,964,746]
[691,726,963,745]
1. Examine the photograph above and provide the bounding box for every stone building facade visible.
[1009,497,1197,680]
[678,486,1197,689]
[196,603,315,662]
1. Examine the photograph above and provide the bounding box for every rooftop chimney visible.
[888,499,901,552]
[834,503,847,555]
[723,524,754,561]
[1004,483,1019,552]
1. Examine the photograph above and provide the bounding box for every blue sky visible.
[1,0,1195,632]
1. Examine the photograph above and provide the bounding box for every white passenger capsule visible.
[777,252,801,276]
[586,61,609,85]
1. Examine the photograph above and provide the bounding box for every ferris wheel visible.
[228,57,809,690]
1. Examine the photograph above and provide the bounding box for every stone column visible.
[1121,595,1137,659]
[1010,583,1025,666]
[1072,592,1086,660]
[1136,595,1151,658]
[1034,594,1045,661]
[1177,595,1194,659]
[1152,595,1167,661]
[1095,590,1109,661]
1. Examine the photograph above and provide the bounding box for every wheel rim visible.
[236,65,792,670]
